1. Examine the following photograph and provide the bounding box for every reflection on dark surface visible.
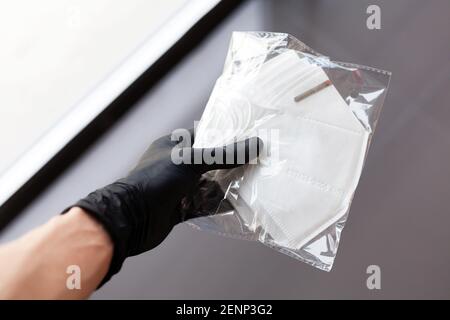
[2,0,450,299]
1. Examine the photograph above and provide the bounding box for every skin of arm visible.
[0,207,113,299]
[0,131,260,299]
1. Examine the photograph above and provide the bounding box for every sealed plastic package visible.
[186,32,391,271]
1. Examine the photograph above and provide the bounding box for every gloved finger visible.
[187,136,263,174]
[169,128,195,148]
[175,178,231,223]
[186,127,196,148]
[136,128,194,169]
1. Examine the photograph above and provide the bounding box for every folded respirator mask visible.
[194,49,369,250]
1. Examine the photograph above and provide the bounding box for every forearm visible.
[0,207,113,299]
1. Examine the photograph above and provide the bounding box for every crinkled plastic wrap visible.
[187,32,391,271]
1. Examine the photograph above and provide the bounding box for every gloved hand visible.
[67,129,262,285]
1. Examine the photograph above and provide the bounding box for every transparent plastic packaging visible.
[187,32,391,271]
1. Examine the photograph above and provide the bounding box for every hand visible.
[69,129,262,284]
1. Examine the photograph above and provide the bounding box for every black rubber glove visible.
[68,129,262,285]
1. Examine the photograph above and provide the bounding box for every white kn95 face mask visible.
[194,49,369,250]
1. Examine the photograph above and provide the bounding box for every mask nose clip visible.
[294,80,332,103]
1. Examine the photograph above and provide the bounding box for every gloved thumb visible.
[183,136,263,174]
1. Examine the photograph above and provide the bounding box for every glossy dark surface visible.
[1,0,449,299]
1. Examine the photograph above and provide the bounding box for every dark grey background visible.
[1,0,450,299]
